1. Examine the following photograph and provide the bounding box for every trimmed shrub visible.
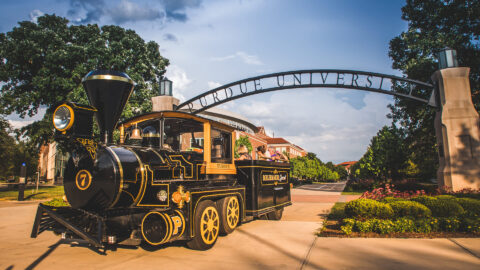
[355,219,375,233]
[42,198,69,207]
[436,195,456,201]
[341,218,355,235]
[344,199,394,219]
[414,218,439,233]
[412,196,464,217]
[381,197,405,204]
[393,217,416,233]
[373,219,395,234]
[411,195,437,205]
[440,217,461,232]
[460,217,480,233]
[456,198,480,216]
[388,201,432,219]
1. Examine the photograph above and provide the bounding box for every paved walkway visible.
[0,184,479,269]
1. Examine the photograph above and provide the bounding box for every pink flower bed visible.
[360,184,426,200]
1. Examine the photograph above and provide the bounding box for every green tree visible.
[234,135,253,158]
[0,14,169,146]
[290,154,340,182]
[353,125,408,182]
[388,0,480,180]
[0,117,15,179]
[0,117,39,179]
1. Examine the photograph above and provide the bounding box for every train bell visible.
[130,125,142,140]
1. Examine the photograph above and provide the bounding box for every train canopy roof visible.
[118,111,235,131]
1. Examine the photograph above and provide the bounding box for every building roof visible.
[292,144,305,151]
[337,161,357,166]
[266,137,290,144]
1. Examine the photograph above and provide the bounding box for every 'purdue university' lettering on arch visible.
[175,69,436,115]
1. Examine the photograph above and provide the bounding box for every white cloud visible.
[108,0,163,24]
[6,107,47,130]
[8,119,34,130]
[29,10,44,23]
[234,89,393,163]
[207,81,222,89]
[210,51,263,65]
[165,65,192,101]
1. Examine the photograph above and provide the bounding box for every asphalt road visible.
[296,181,347,192]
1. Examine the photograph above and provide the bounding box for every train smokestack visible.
[82,70,135,144]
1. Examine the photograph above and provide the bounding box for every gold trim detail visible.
[53,104,75,132]
[141,211,172,245]
[75,169,92,190]
[169,155,194,178]
[174,210,186,238]
[172,185,191,209]
[83,74,134,84]
[76,138,98,160]
[70,103,97,112]
[106,147,124,208]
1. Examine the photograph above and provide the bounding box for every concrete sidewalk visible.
[0,186,479,269]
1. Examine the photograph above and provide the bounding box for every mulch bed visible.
[318,219,480,238]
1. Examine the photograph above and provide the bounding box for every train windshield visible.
[163,118,204,153]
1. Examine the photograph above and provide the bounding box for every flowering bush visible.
[461,217,480,233]
[437,187,480,196]
[361,184,426,200]
[341,218,355,235]
[393,217,416,233]
[373,219,395,234]
[355,219,375,233]
[440,217,461,232]
[415,218,439,233]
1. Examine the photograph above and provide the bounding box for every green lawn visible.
[341,191,365,195]
[0,186,64,201]
[327,202,346,220]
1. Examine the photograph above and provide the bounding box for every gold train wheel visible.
[187,200,220,250]
[200,206,220,245]
[226,197,239,230]
[217,196,241,235]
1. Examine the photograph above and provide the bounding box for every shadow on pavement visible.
[236,227,326,270]
[25,240,62,270]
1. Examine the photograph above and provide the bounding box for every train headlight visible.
[53,105,74,131]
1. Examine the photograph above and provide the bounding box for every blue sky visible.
[1,0,408,163]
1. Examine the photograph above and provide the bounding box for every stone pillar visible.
[152,96,179,112]
[432,67,480,191]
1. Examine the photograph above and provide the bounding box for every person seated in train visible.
[267,146,289,162]
[236,145,252,160]
[256,145,270,160]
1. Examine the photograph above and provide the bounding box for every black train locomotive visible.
[31,70,291,250]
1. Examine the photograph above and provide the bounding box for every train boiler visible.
[31,70,292,250]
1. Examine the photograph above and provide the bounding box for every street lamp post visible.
[159,78,173,96]
[438,48,458,69]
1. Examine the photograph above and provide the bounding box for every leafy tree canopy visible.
[0,14,169,146]
[352,125,408,182]
[387,0,480,179]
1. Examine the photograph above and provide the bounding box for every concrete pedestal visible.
[152,96,179,111]
[433,67,480,191]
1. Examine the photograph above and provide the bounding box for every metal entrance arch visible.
[174,69,436,114]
